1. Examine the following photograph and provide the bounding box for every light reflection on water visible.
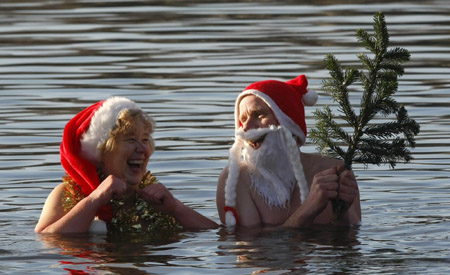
[0,0,449,274]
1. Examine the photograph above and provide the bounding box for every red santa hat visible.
[224,75,318,227]
[235,74,318,145]
[60,96,139,222]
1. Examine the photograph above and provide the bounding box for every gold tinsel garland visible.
[62,171,182,233]
[62,174,84,212]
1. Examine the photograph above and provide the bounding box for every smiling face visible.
[238,95,278,149]
[99,109,154,187]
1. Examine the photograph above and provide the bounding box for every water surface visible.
[0,0,449,274]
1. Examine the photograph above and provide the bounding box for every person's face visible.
[101,119,152,187]
[238,95,278,149]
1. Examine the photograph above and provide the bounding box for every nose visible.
[135,140,147,153]
[242,117,256,132]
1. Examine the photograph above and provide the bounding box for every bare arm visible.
[171,199,219,229]
[137,183,218,229]
[216,168,227,224]
[35,175,127,234]
[283,167,340,228]
[35,184,102,233]
[283,166,361,228]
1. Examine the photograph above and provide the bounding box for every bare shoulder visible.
[217,165,251,191]
[35,183,67,233]
[216,165,252,225]
[216,166,229,224]
[46,183,67,202]
[217,166,229,204]
[39,183,68,215]
[300,152,343,174]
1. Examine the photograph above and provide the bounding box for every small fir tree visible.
[309,12,420,221]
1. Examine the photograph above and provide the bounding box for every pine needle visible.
[309,12,420,221]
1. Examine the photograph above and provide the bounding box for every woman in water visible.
[35,97,218,233]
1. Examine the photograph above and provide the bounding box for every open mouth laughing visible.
[246,134,267,149]
[127,159,144,171]
[236,126,280,150]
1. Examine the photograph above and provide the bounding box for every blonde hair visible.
[98,108,155,156]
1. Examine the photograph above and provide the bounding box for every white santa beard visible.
[237,126,296,208]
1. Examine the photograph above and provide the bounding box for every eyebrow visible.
[251,106,270,115]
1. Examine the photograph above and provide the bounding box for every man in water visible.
[216,75,361,228]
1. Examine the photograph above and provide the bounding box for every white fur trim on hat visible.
[235,90,306,144]
[81,96,139,163]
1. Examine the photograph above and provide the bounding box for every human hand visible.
[90,175,128,206]
[137,183,178,214]
[303,166,340,219]
[335,166,359,213]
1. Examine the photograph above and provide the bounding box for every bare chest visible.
[251,185,302,226]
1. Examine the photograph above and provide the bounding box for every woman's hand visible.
[90,175,128,206]
[137,183,179,214]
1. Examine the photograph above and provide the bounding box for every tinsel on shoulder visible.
[61,171,182,233]
[62,174,85,213]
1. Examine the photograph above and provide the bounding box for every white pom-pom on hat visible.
[302,90,318,106]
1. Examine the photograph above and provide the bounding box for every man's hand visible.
[283,166,341,227]
[336,166,359,214]
[302,166,340,219]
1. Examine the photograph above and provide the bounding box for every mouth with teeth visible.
[127,159,144,172]
[247,134,267,149]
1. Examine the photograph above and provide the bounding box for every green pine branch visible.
[309,12,420,221]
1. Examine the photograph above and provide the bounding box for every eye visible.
[124,138,137,144]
